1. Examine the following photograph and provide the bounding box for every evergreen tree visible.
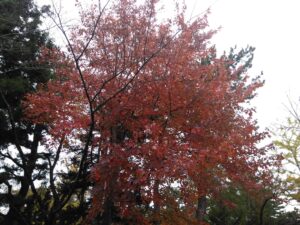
[0,0,52,224]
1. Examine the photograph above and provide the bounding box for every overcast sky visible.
[37,0,300,130]
[197,0,300,130]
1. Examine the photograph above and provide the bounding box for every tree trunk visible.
[196,196,207,223]
[153,179,161,225]
[259,196,273,225]
[102,196,113,225]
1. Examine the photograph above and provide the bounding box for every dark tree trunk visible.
[259,196,273,225]
[196,196,207,223]
[153,179,161,225]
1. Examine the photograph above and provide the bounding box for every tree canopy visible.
[23,0,281,224]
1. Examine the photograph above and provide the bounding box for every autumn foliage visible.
[24,0,279,224]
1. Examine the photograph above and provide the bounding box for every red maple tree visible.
[24,0,279,224]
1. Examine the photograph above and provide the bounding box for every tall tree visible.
[274,98,300,202]
[23,0,281,224]
[0,0,53,224]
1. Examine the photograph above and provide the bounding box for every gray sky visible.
[202,0,300,130]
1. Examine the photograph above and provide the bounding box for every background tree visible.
[275,108,300,202]
[0,0,56,224]
[207,186,300,225]
[24,0,281,224]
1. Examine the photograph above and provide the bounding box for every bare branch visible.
[48,136,65,204]
[75,0,111,61]
[49,0,93,106]
[0,90,27,165]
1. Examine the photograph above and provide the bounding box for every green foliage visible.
[207,187,299,225]
[274,116,300,202]
[0,0,53,224]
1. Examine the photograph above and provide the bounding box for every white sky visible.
[199,0,300,130]
[37,0,300,130]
